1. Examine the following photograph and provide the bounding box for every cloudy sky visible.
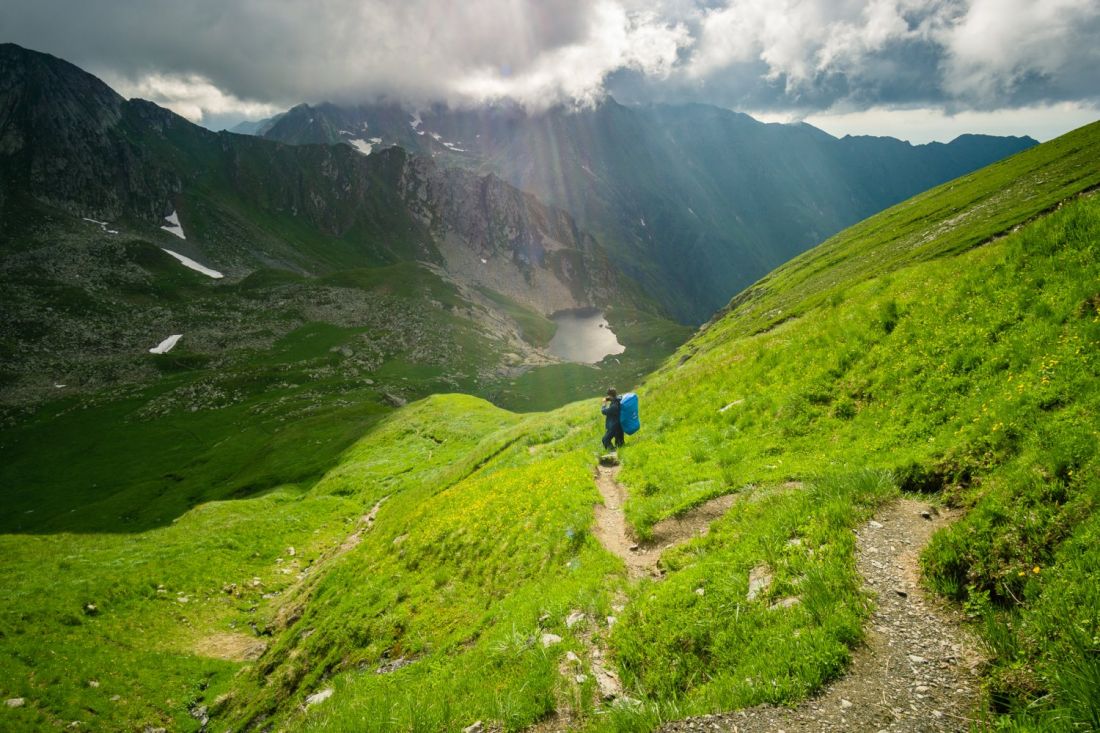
[3,0,1098,142]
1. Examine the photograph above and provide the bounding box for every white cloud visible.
[4,0,1098,119]
[687,0,921,87]
[102,72,282,124]
[678,0,1100,109]
[938,0,1100,104]
[454,1,690,107]
[756,101,1100,143]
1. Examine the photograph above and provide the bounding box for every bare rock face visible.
[0,44,181,220]
[399,154,623,315]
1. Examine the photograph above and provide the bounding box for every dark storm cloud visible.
[1,0,1097,122]
[1,1,606,105]
[666,0,1100,114]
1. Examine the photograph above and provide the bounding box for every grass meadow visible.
[1,123,1098,731]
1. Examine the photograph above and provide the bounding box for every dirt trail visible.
[195,497,389,660]
[661,498,985,733]
[530,462,741,729]
[592,463,737,580]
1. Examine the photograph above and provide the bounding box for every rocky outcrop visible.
[399,155,623,314]
[0,44,181,220]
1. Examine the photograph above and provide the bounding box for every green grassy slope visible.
[1,123,1097,733]
[612,192,1098,725]
[704,120,1100,338]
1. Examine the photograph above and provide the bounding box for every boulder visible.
[747,565,773,601]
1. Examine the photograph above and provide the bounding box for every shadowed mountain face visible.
[0,43,180,220]
[257,100,1037,322]
[0,43,636,315]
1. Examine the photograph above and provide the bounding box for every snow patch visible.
[442,141,467,152]
[639,217,647,227]
[161,210,186,240]
[160,248,224,279]
[348,139,373,156]
[409,111,424,135]
[149,334,182,354]
[82,217,117,235]
[480,257,488,264]
[429,132,442,141]
[369,136,382,144]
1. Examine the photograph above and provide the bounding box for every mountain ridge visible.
[0,42,640,316]
[253,96,1037,322]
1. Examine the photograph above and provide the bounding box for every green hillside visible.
[2,121,1098,733]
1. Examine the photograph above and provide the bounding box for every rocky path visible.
[661,498,985,733]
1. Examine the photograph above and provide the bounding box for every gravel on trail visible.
[661,498,985,733]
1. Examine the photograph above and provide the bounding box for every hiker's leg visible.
[615,427,625,448]
[602,427,614,450]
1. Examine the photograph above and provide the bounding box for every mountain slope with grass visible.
[2,110,1098,733]
[0,42,636,315]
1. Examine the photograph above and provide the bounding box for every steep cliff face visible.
[0,44,182,220]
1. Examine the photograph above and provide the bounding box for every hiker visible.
[601,388,625,451]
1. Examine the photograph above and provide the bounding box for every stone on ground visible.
[304,688,334,707]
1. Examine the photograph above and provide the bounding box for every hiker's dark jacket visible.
[601,397,622,430]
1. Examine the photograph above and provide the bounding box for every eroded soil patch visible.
[194,633,267,662]
[592,464,754,579]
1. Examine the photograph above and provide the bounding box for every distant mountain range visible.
[0,40,1036,414]
[243,100,1038,322]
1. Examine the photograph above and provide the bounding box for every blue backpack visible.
[620,392,640,435]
